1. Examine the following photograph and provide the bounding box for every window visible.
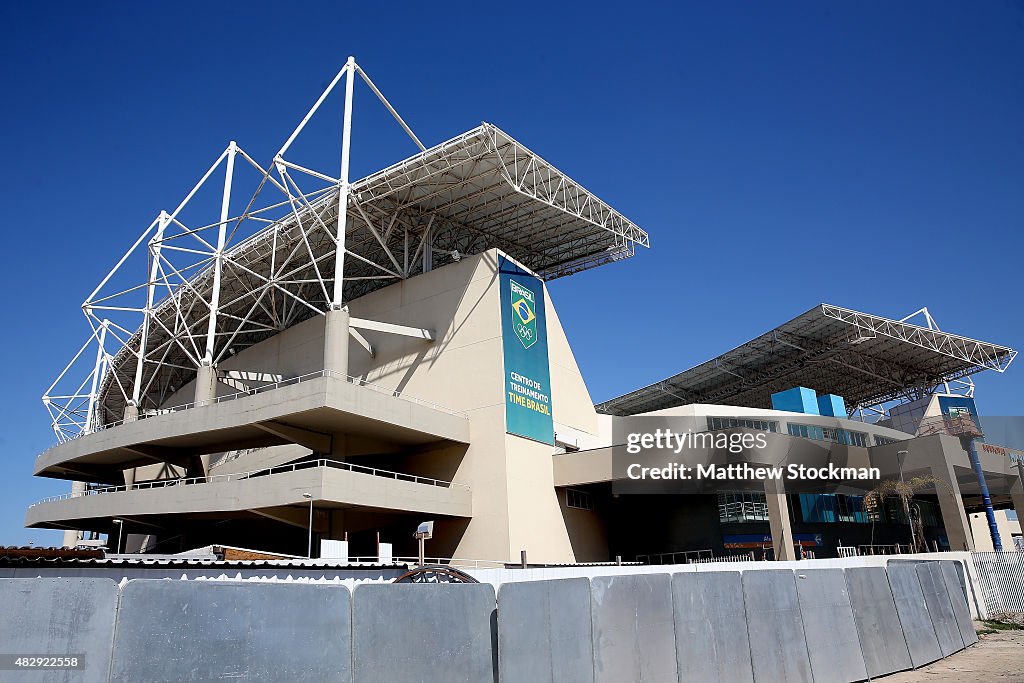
[846,431,869,447]
[718,492,769,522]
[788,423,824,441]
[873,435,899,446]
[788,423,868,447]
[799,494,869,524]
[708,417,778,432]
[565,489,592,511]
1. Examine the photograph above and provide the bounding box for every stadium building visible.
[27,59,1024,564]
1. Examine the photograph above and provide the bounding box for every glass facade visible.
[799,493,869,523]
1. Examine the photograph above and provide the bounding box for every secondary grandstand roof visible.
[595,304,1017,416]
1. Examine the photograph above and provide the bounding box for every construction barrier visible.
[0,560,979,683]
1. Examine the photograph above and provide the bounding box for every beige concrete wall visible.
[64,249,604,563]
[969,510,1023,552]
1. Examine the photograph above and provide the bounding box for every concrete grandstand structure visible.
[27,59,1024,565]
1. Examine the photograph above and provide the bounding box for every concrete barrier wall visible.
[590,573,677,682]
[915,562,964,657]
[0,578,118,683]
[845,567,914,677]
[671,571,754,682]
[109,580,352,683]
[793,569,868,683]
[352,582,496,683]
[886,563,943,667]
[497,577,592,683]
[0,560,978,683]
[742,570,814,683]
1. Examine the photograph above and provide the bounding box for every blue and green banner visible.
[499,256,554,445]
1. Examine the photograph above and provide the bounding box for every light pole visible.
[897,450,917,553]
[112,518,123,554]
[303,493,313,559]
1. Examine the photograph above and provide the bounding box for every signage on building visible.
[723,533,823,549]
[980,442,1024,466]
[499,256,554,445]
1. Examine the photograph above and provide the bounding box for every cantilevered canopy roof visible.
[87,123,648,428]
[596,304,1017,417]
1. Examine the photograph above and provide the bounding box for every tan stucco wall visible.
[969,510,1023,552]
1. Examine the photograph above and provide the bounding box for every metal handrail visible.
[50,370,467,446]
[718,501,769,521]
[29,458,469,507]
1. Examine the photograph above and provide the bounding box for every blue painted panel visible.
[817,393,846,417]
[772,387,820,415]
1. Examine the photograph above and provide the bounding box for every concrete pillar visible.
[61,481,88,548]
[764,477,796,561]
[122,404,138,488]
[323,307,350,378]
[194,364,218,407]
[929,456,975,552]
[190,364,219,479]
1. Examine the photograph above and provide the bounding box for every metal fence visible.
[972,551,1024,615]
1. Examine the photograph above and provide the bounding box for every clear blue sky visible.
[1,2,1021,546]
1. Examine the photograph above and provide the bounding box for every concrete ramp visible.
[590,573,677,683]
[352,583,496,683]
[0,578,118,683]
[672,571,753,683]
[108,580,352,683]
[742,570,813,683]
[497,578,593,683]
[793,569,868,683]
[845,567,913,678]
[887,563,942,667]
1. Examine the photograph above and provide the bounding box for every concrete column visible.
[190,364,218,479]
[61,481,88,548]
[194,364,218,407]
[323,307,350,377]
[929,456,975,552]
[122,404,138,488]
[764,477,796,561]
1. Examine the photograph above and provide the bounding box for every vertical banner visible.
[499,256,554,445]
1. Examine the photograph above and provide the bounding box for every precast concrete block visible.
[887,563,942,667]
[671,571,754,683]
[0,578,118,683]
[793,569,868,683]
[497,578,592,683]
[844,567,913,678]
[742,569,813,683]
[109,579,352,683]
[353,582,496,683]
[590,573,677,683]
